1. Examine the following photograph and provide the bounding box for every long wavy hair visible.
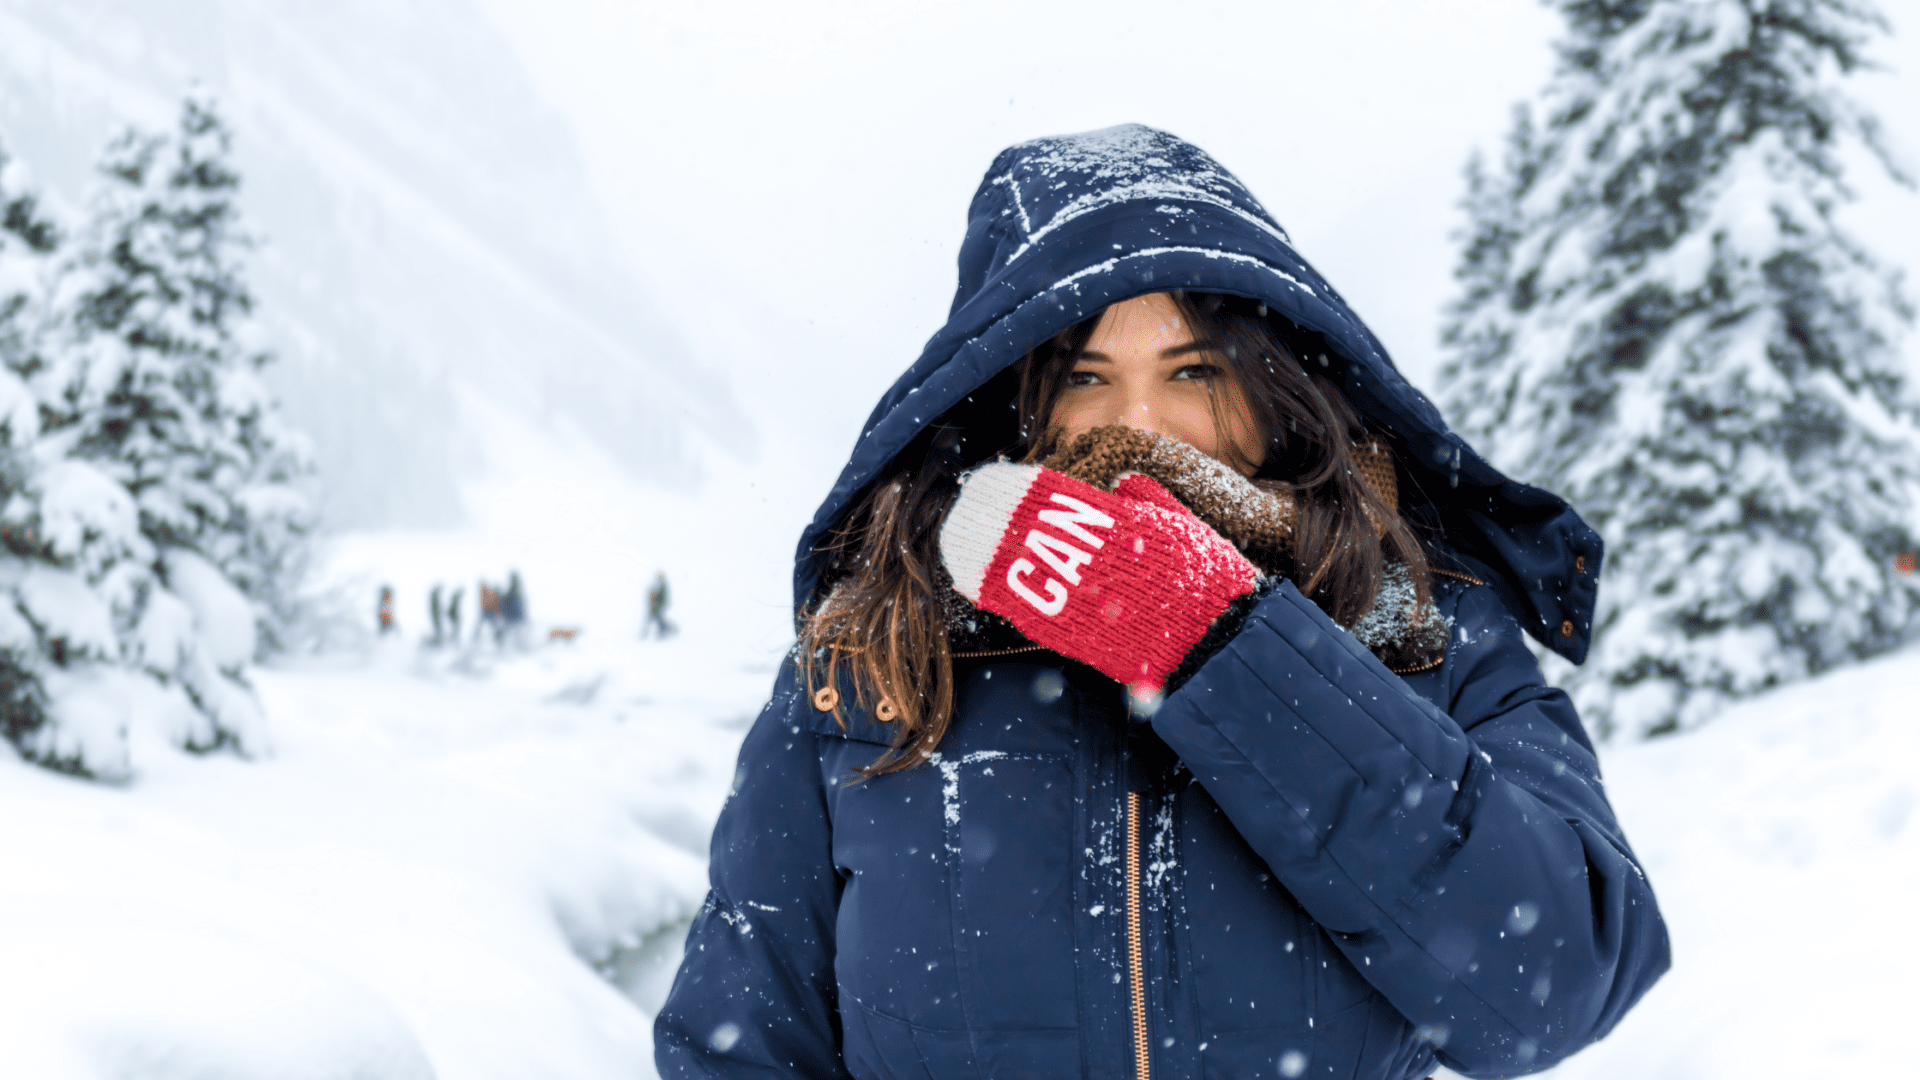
[802,292,1434,774]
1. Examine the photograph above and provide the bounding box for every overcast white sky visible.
[478,0,1920,469]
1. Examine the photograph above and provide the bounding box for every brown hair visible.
[802,292,1433,774]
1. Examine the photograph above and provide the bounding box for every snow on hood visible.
[794,124,1601,663]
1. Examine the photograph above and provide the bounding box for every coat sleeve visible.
[1150,578,1669,1078]
[654,660,853,1078]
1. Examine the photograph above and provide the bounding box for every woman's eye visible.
[1065,369,1103,387]
[1174,364,1223,381]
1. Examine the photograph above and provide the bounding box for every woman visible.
[656,125,1668,1079]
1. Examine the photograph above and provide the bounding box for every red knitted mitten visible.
[940,463,1258,692]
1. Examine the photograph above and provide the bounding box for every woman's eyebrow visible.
[1163,340,1216,358]
[1074,340,1216,363]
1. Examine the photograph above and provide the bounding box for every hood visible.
[794,124,1599,663]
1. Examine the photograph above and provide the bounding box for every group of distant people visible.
[446,572,526,647]
[375,570,676,645]
[376,572,527,647]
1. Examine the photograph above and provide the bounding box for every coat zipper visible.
[949,644,1048,659]
[1126,790,1150,1080]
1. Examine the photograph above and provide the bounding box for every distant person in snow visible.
[655,127,1669,1080]
[502,571,527,647]
[376,585,395,636]
[447,586,464,645]
[642,571,674,639]
[477,581,504,645]
[428,584,444,646]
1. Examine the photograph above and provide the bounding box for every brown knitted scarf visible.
[1039,425,1400,573]
[943,427,1443,669]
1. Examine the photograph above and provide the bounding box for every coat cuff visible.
[1153,578,1477,915]
[1161,577,1282,695]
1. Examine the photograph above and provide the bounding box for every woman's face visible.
[1048,292,1266,475]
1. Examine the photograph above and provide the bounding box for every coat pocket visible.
[938,751,1081,1035]
[841,996,938,1080]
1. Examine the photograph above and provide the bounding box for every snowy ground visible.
[1509,644,1920,1080]
[4,544,1914,1077]
[0,625,770,1079]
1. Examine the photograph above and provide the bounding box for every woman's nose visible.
[1115,398,1171,436]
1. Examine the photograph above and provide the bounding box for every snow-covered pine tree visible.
[65,94,315,634]
[1441,0,1920,737]
[0,94,314,777]
[0,142,60,749]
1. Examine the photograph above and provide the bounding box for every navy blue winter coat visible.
[656,125,1668,1079]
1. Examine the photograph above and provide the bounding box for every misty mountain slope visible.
[0,0,751,529]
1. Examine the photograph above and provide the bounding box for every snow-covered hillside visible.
[0,614,770,1079]
[0,0,751,529]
